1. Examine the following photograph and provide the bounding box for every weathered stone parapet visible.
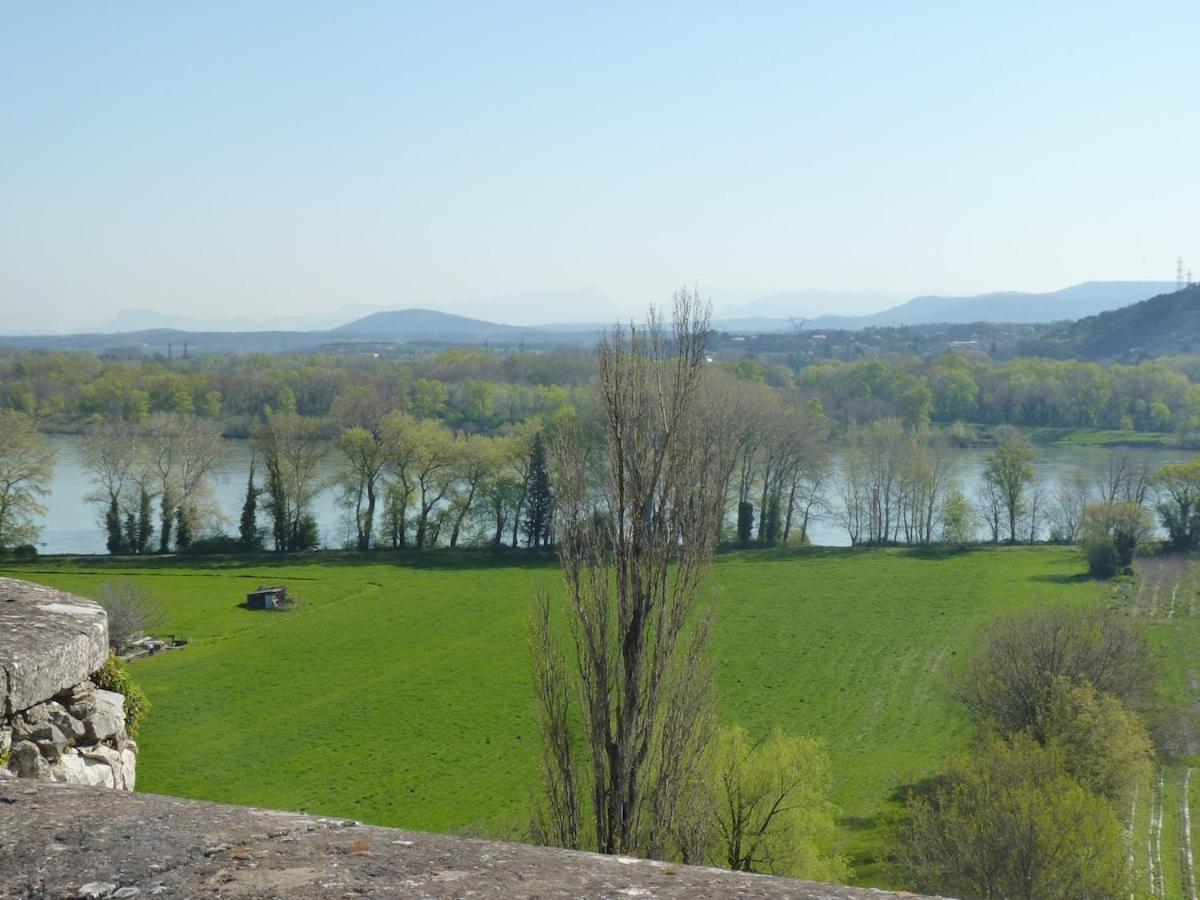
[0,578,136,790]
[0,578,108,716]
[0,781,939,899]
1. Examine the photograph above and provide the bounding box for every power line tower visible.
[1178,257,1187,291]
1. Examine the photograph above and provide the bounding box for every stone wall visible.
[0,578,137,789]
[1,781,940,899]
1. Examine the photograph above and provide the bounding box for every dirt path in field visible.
[1150,769,1166,898]
[1129,556,1200,899]
[1184,768,1197,900]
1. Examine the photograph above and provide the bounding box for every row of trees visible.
[828,422,1200,560]
[831,423,1038,546]
[81,415,224,554]
[795,353,1200,434]
[250,405,556,553]
[0,348,590,435]
[8,342,1200,439]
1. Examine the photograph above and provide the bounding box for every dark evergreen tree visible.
[136,487,153,554]
[105,496,125,554]
[174,505,192,550]
[123,511,138,555]
[296,513,320,551]
[763,495,781,546]
[737,501,755,546]
[264,456,288,552]
[522,432,552,549]
[158,489,174,553]
[238,459,263,550]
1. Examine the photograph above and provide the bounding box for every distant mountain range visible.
[798,281,1175,331]
[0,281,1181,355]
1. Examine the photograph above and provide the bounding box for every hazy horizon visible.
[3,3,1197,332]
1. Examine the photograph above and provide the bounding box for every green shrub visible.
[1084,536,1120,578]
[92,652,150,739]
[180,533,242,555]
[12,544,37,559]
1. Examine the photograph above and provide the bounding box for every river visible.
[30,435,1199,554]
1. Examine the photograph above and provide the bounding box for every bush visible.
[1084,536,1120,578]
[179,533,243,555]
[12,544,37,559]
[92,652,150,739]
[1079,501,1153,577]
[297,514,321,551]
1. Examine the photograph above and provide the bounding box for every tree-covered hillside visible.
[1036,284,1200,362]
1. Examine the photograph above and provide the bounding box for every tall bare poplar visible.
[531,289,727,861]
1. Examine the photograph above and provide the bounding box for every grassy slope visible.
[1,546,1102,887]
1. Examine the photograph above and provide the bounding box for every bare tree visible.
[141,414,223,551]
[97,580,165,651]
[253,413,327,551]
[899,430,955,545]
[80,420,141,553]
[981,427,1037,544]
[1047,467,1091,543]
[0,410,55,549]
[531,290,728,861]
[1094,452,1153,507]
[835,441,869,545]
[336,425,388,550]
[958,606,1153,741]
[447,433,494,548]
[974,474,1004,544]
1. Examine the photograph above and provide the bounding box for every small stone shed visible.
[245,586,291,611]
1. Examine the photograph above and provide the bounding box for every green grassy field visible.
[1,546,1108,887]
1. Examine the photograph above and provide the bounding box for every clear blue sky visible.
[2,1,1197,329]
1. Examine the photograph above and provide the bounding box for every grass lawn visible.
[1,545,1105,888]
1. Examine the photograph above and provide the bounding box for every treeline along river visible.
[34,435,1197,555]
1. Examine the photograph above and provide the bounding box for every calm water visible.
[32,435,1198,554]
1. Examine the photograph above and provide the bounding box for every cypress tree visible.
[136,488,153,554]
[175,505,192,550]
[238,458,262,550]
[523,432,552,549]
[763,495,781,546]
[158,489,174,553]
[737,501,755,546]
[105,496,125,554]
[265,457,288,552]
[123,511,138,555]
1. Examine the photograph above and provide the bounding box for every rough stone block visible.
[86,689,127,742]
[50,748,117,788]
[0,578,109,717]
[10,739,49,778]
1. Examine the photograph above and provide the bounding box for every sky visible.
[2,1,1198,331]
